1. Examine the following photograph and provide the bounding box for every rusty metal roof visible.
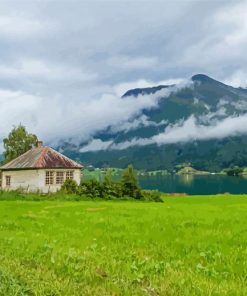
[0,146,83,170]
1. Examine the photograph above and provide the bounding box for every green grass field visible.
[0,195,247,295]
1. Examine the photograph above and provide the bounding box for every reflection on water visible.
[139,175,247,195]
[178,175,194,186]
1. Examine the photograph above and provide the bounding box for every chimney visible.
[37,141,43,148]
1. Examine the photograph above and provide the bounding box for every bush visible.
[79,179,104,198]
[76,165,163,202]
[142,190,163,202]
[61,179,78,194]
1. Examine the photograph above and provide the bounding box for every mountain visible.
[65,74,247,172]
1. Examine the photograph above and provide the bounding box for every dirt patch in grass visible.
[86,207,106,212]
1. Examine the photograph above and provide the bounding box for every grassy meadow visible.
[0,195,247,295]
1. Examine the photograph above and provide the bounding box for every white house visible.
[0,141,83,193]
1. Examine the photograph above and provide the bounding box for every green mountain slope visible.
[66,74,247,172]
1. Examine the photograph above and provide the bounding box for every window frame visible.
[56,171,64,185]
[5,175,11,187]
[66,171,74,180]
[45,171,54,185]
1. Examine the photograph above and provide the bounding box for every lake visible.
[139,175,247,195]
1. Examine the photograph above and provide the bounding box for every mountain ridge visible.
[64,74,247,171]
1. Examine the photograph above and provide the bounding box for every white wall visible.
[1,169,82,193]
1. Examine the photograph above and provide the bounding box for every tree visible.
[103,168,114,196]
[104,168,113,185]
[102,168,122,197]
[3,125,38,163]
[121,164,142,199]
[225,166,243,176]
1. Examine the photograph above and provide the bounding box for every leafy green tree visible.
[103,169,122,198]
[3,125,38,163]
[103,169,114,195]
[225,166,243,176]
[121,164,142,199]
[103,168,113,185]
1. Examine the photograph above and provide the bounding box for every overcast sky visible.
[1,0,247,149]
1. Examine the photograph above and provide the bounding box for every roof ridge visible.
[48,146,81,166]
[34,146,49,168]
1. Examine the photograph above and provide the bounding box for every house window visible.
[66,171,74,180]
[56,171,64,184]
[5,176,11,186]
[45,171,54,185]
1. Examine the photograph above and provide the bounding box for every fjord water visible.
[139,175,247,195]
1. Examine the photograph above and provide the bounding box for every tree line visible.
[61,165,163,202]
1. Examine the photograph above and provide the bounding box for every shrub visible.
[61,179,78,194]
[79,179,104,198]
[142,190,163,203]
[77,166,162,202]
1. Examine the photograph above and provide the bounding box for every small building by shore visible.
[0,141,83,193]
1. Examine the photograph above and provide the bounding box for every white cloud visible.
[109,115,168,134]
[107,55,158,70]
[80,139,114,153]
[1,0,247,153]
[0,80,191,151]
[108,114,247,150]
[0,59,97,83]
[152,114,247,145]
[232,100,247,111]
[0,14,51,38]
[171,1,247,86]
[223,70,247,88]
[109,115,149,134]
[113,78,184,97]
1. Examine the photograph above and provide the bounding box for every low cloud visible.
[109,115,168,134]
[81,114,247,152]
[80,139,114,153]
[150,115,247,145]
[113,78,184,97]
[0,80,191,152]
